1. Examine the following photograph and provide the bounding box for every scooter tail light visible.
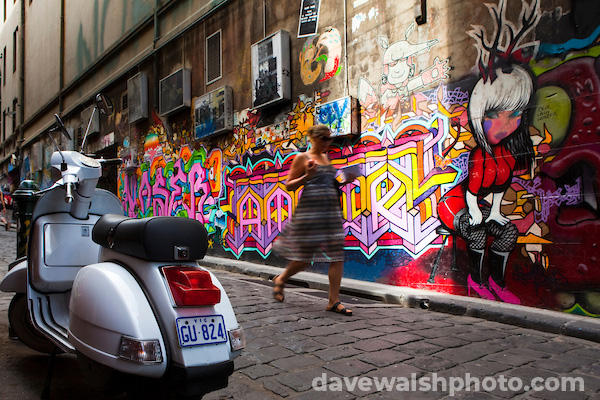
[162,266,221,307]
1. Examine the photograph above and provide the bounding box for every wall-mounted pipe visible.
[153,0,160,112]
[59,0,65,110]
[263,0,266,38]
[17,0,26,157]
[343,0,348,96]
[416,0,427,25]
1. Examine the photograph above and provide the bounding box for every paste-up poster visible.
[298,0,320,38]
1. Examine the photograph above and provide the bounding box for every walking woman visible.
[273,125,356,315]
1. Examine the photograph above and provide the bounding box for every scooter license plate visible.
[176,315,227,347]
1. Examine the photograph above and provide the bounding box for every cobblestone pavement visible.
[204,272,600,399]
[0,226,599,399]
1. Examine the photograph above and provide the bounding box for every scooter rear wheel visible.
[8,293,58,354]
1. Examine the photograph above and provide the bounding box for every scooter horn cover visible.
[92,214,209,261]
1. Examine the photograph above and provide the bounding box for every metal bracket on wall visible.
[416,0,427,25]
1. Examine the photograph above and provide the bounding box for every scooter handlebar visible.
[99,158,123,167]
[65,182,74,204]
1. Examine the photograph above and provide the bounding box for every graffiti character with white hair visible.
[437,0,540,304]
[438,65,535,305]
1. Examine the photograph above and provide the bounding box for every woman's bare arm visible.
[285,153,315,191]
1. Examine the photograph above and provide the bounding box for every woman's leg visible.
[273,260,309,301]
[326,260,352,314]
[278,260,309,283]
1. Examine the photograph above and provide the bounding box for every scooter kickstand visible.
[41,347,59,399]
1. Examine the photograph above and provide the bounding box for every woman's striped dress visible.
[274,163,345,262]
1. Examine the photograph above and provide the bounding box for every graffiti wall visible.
[119,0,600,317]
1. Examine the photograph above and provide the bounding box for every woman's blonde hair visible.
[308,124,330,137]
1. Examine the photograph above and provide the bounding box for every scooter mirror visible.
[95,94,114,116]
[54,114,72,140]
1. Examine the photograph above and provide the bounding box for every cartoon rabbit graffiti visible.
[358,22,450,130]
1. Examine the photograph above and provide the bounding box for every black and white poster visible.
[298,0,320,38]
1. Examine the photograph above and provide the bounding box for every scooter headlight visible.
[119,336,163,364]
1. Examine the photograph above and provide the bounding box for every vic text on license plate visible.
[176,315,227,347]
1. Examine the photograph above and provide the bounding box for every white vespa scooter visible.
[0,94,245,398]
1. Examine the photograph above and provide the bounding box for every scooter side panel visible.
[0,260,26,293]
[30,214,102,293]
[69,262,167,378]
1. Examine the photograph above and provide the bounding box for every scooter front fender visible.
[0,259,27,293]
[68,262,167,378]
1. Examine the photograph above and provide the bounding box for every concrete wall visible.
[0,0,21,171]
[62,0,154,85]
[23,1,60,124]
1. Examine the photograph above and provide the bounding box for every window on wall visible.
[13,27,17,73]
[121,92,128,111]
[2,111,5,142]
[3,0,6,22]
[206,30,222,85]
[3,47,6,85]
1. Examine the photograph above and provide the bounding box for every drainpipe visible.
[343,0,348,96]
[16,0,25,176]
[416,0,427,25]
[154,0,159,46]
[59,0,65,112]
[153,0,159,110]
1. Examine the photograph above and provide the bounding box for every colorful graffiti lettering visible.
[342,114,458,258]
[120,91,459,262]
[119,146,223,234]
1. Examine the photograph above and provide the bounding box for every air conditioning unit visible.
[314,96,360,137]
[194,86,233,139]
[127,71,148,123]
[251,30,291,109]
[159,68,191,116]
[80,104,99,136]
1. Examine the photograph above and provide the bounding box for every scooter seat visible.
[92,214,208,261]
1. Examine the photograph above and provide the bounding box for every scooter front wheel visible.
[8,293,58,354]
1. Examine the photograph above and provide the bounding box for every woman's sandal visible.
[272,275,285,302]
[326,301,352,316]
